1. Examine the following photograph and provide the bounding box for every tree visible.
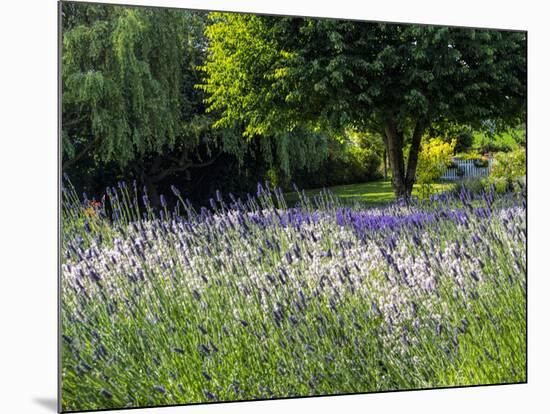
[61,4,243,203]
[200,14,526,197]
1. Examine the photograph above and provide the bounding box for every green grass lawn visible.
[284,180,454,207]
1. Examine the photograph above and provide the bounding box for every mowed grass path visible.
[284,179,454,207]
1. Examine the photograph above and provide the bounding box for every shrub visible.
[452,152,489,168]
[425,123,474,154]
[293,141,382,189]
[451,177,487,195]
[417,137,456,199]
[489,148,526,191]
[473,127,525,153]
[473,158,489,168]
[346,145,382,182]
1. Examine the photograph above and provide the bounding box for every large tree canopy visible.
[201,13,526,197]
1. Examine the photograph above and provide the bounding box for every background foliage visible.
[62,3,526,205]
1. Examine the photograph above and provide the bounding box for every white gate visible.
[440,158,493,181]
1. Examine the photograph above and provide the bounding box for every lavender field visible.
[60,182,526,411]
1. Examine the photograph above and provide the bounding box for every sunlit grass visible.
[284,180,454,206]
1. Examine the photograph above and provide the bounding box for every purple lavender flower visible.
[170,185,180,197]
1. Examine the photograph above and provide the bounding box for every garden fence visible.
[440,158,494,181]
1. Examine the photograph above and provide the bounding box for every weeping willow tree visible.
[62,3,343,201]
[62,3,248,202]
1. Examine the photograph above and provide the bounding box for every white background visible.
[0,0,547,413]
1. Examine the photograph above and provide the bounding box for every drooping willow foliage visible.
[61,3,345,202]
[62,4,201,164]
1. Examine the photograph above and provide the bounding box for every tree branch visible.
[150,150,223,183]
[62,114,88,128]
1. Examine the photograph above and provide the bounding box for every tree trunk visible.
[383,149,388,180]
[384,119,427,200]
[404,120,427,195]
[384,121,408,199]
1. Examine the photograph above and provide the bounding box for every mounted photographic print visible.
[59,1,527,411]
